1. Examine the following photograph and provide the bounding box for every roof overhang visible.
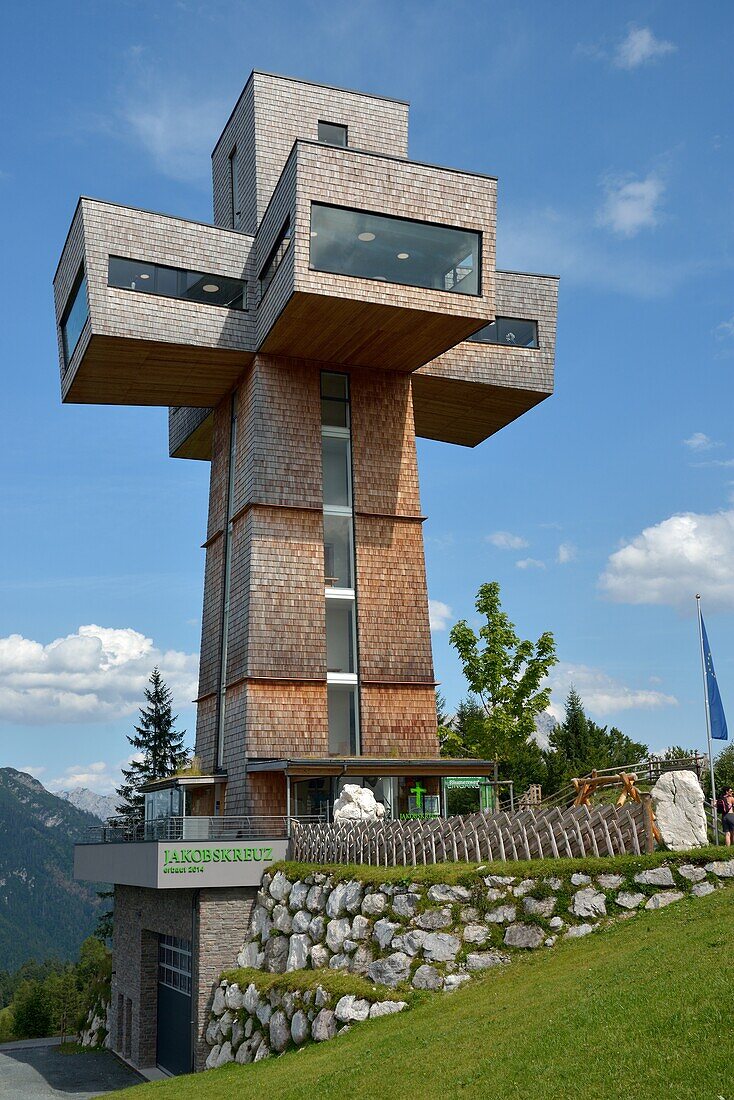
[140,774,226,792]
[247,757,497,778]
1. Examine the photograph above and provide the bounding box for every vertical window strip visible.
[216,397,238,770]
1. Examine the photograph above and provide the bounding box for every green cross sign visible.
[410,781,426,809]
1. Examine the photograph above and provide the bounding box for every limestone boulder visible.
[634,867,675,887]
[286,933,312,971]
[312,1009,337,1041]
[571,887,606,919]
[291,1010,309,1044]
[269,871,292,902]
[705,860,734,878]
[651,771,708,851]
[362,892,387,917]
[269,1010,290,1053]
[412,964,443,990]
[504,923,544,949]
[335,995,370,1022]
[326,917,352,953]
[414,907,452,931]
[427,884,472,903]
[369,1000,408,1018]
[366,951,412,988]
[421,932,461,963]
[616,892,645,910]
[692,881,716,897]
[264,935,289,973]
[645,890,684,910]
[466,951,510,970]
[333,783,386,822]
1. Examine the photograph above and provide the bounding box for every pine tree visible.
[115,668,188,818]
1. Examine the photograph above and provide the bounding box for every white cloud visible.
[48,761,117,794]
[515,558,545,570]
[716,316,734,347]
[122,93,224,183]
[488,531,529,550]
[549,662,677,719]
[0,624,198,725]
[600,508,734,610]
[614,26,676,70]
[684,433,722,452]
[429,600,453,632]
[597,173,665,237]
[557,542,577,565]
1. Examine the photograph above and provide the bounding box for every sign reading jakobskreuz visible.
[162,845,274,876]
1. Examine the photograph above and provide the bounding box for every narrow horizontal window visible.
[108,256,246,310]
[61,265,89,365]
[469,317,538,348]
[318,121,348,147]
[259,218,292,298]
[310,203,481,296]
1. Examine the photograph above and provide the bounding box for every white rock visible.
[564,924,594,939]
[545,877,563,891]
[306,885,325,912]
[463,923,489,945]
[392,892,420,918]
[289,881,309,911]
[485,904,517,924]
[312,1009,337,1041]
[415,907,452,930]
[205,1018,219,1045]
[373,918,400,949]
[286,933,312,971]
[215,1040,234,1067]
[412,964,443,990]
[692,881,716,897]
[292,909,311,935]
[369,1000,408,1018]
[392,930,426,956]
[326,917,353,953]
[328,953,351,970]
[237,942,263,969]
[485,875,515,887]
[361,892,387,917]
[335,995,370,1022]
[314,985,330,1008]
[548,916,565,930]
[645,890,685,910]
[326,883,348,918]
[571,887,607,919]
[571,873,591,886]
[523,896,556,918]
[253,1040,270,1062]
[231,1017,244,1050]
[460,906,481,922]
[269,871,292,902]
[651,771,708,851]
[256,1000,272,1027]
[677,864,707,883]
[310,944,330,969]
[422,932,461,963]
[466,951,510,970]
[205,1043,221,1069]
[244,983,259,1013]
[616,892,645,910]
[705,860,734,878]
[291,1009,309,1044]
[333,783,386,822]
[504,923,544,949]
[512,880,535,897]
[427,884,472,903]
[597,874,624,889]
[211,986,226,1015]
[218,1009,233,1037]
[366,952,412,987]
[264,935,289,973]
[485,888,506,903]
[269,1010,290,1053]
[444,974,472,992]
[350,914,370,940]
[344,881,364,913]
[272,904,292,934]
[544,936,557,947]
[308,915,326,942]
[350,944,374,974]
[235,1041,253,1065]
[634,867,675,887]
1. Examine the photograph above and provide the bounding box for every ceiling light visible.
[357,232,376,242]
[139,273,150,280]
[202,284,220,293]
[397,252,409,260]
[311,231,318,238]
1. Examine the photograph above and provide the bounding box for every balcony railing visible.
[85,814,325,844]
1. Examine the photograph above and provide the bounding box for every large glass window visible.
[158,935,191,994]
[108,256,246,310]
[318,121,348,147]
[324,514,353,588]
[326,599,356,674]
[469,317,538,348]
[229,147,240,228]
[328,685,358,755]
[310,203,481,295]
[260,219,292,298]
[61,267,89,364]
[322,435,352,508]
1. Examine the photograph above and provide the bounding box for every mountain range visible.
[0,768,105,971]
[55,787,118,822]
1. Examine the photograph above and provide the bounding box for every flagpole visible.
[696,594,719,844]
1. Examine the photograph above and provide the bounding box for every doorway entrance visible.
[156,935,192,1076]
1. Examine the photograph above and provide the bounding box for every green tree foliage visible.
[46,966,82,1043]
[449,582,557,763]
[544,688,649,795]
[116,667,188,818]
[95,888,114,944]
[12,979,52,1038]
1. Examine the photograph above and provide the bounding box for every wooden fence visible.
[290,802,650,867]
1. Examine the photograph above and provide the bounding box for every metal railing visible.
[84,814,325,844]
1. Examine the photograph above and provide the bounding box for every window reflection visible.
[468,317,538,348]
[310,203,481,295]
[61,267,89,364]
[108,256,246,310]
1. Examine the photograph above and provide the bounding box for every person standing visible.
[717,787,734,846]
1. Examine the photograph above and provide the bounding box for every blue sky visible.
[1,1,733,793]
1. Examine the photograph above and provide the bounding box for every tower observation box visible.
[54,70,558,1075]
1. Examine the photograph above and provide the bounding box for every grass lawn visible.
[104,886,734,1100]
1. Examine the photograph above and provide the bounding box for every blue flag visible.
[701,615,729,741]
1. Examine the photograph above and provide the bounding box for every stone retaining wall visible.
[204,856,734,1068]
